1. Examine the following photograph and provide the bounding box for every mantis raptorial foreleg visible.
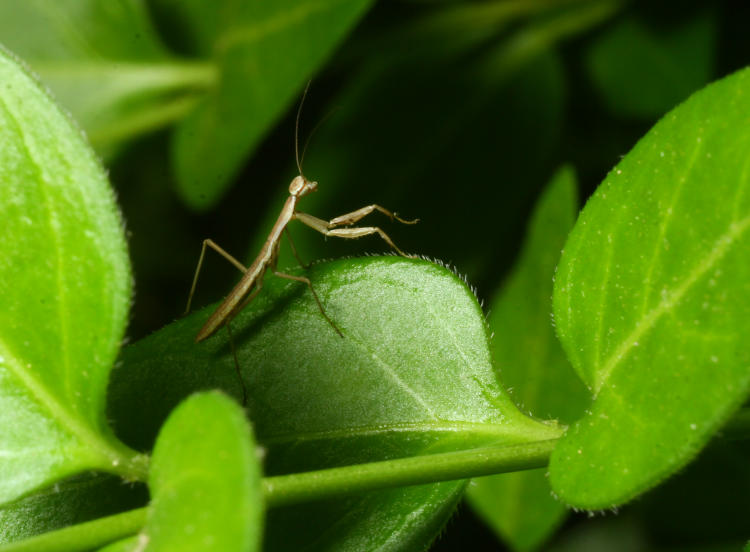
[185,239,248,315]
[294,211,415,258]
[328,204,419,228]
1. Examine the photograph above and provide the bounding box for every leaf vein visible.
[594,213,750,393]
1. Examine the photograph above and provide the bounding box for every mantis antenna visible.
[295,81,311,175]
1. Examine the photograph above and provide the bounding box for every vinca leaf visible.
[585,11,716,119]
[550,67,750,508]
[141,392,262,552]
[111,257,562,551]
[468,167,589,551]
[0,47,146,506]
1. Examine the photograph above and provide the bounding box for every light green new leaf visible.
[0,0,214,156]
[550,67,750,508]
[111,257,562,551]
[0,48,146,505]
[585,11,716,119]
[468,167,589,551]
[142,392,262,552]
[170,0,374,210]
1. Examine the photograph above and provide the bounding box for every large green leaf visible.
[143,392,262,551]
[585,11,716,119]
[549,67,750,508]
[110,257,562,550]
[170,0,374,209]
[0,0,214,157]
[0,48,147,505]
[467,167,589,551]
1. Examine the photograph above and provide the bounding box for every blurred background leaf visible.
[585,8,717,119]
[0,0,214,159]
[466,167,590,551]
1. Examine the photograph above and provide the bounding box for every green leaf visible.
[0,0,215,156]
[549,67,750,508]
[0,47,147,505]
[0,474,146,545]
[110,257,562,550]
[585,11,716,119]
[170,0,374,210]
[141,392,262,552]
[467,167,589,551]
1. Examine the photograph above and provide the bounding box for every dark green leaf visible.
[170,0,374,209]
[0,475,146,545]
[142,392,262,552]
[0,47,146,505]
[0,0,213,156]
[467,167,589,551]
[550,67,750,508]
[585,11,716,119]
[111,257,562,550]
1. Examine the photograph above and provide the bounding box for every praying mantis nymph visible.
[185,87,417,344]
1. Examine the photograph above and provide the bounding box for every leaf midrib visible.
[0,339,115,465]
[594,213,750,393]
[261,419,562,447]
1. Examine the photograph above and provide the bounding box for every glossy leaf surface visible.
[142,392,262,551]
[170,0,374,209]
[111,257,562,550]
[468,167,589,551]
[550,67,750,508]
[0,47,145,505]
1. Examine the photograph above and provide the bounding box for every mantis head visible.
[289,175,318,197]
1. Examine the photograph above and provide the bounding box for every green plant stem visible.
[264,439,557,508]
[0,508,146,552]
[0,439,556,552]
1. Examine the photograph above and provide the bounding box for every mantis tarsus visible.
[185,89,417,346]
